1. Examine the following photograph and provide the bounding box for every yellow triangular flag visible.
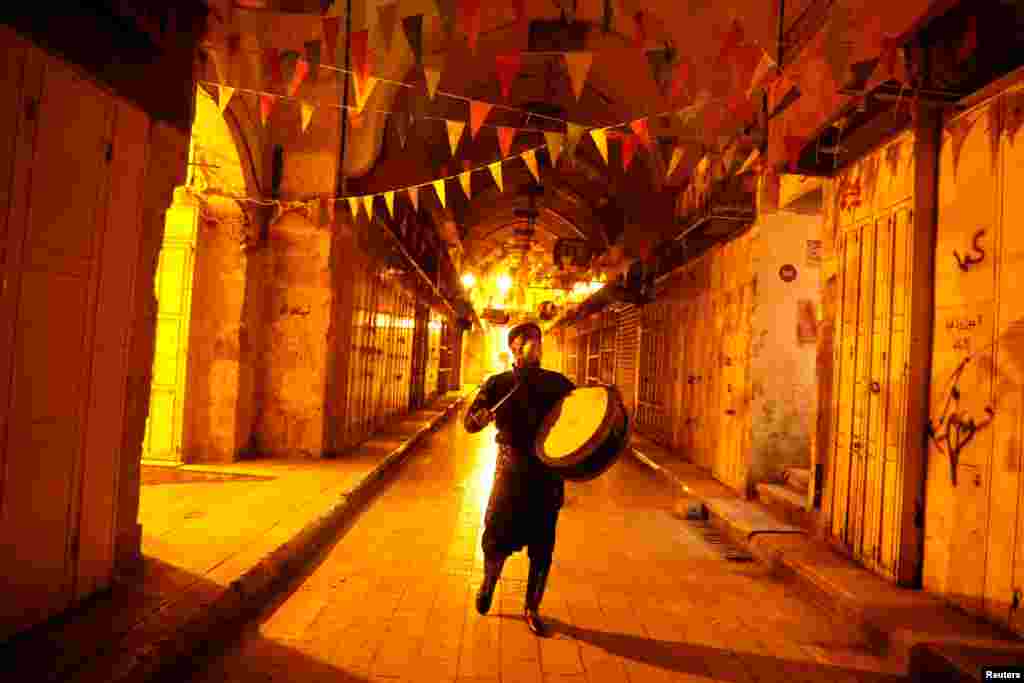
[218,85,235,113]
[425,67,442,100]
[522,149,540,182]
[300,102,314,133]
[408,186,420,211]
[458,171,471,198]
[432,178,446,208]
[363,195,375,219]
[384,190,395,218]
[563,52,593,101]
[446,120,465,156]
[544,131,565,166]
[353,76,378,111]
[565,122,585,156]
[590,128,609,164]
[347,197,360,219]
[666,146,684,179]
[488,161,504,192]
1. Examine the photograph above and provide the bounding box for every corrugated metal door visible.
[564,327,579,384]
[616,305,641,417]
[637,301,673,445]
[410,303,428,409]
[829,132,915,580]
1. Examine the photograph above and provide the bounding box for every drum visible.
[535,384,630,481]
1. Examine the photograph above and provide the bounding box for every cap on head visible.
[507,322,542,347]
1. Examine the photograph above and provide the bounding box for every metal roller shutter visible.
[616,305,641,418]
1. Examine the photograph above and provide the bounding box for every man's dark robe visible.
[464,365,576,559]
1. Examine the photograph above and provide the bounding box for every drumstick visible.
[490,381,521,413]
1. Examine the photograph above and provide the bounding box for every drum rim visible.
[535,384,624,468]
[558,411,631,482]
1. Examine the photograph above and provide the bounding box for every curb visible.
[91,396,466,683]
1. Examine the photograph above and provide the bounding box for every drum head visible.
[536,386,614,468]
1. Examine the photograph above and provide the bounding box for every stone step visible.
[755,482,811,530]
[781,466,811,495]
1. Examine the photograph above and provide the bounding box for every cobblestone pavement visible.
[183,419,905,683]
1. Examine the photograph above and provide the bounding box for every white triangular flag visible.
[363,195,375,219]
[522,149,540,182]
[347,197,360,219]
[384,191,395,218]
[425,67,442,100]
[458,171,472,198]
[408,186,420,211]
[590,128,609,164]
[218,85,235,113]
[544,131,565,166]
[446,120,466,156]
[488,161,504,192]
[432,178,446,208]
[300,102,314,133]
[563,52,593,101]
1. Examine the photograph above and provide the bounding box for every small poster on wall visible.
[807,240,823,266]
[797,299,818,344]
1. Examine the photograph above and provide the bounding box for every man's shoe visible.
[476,576,497,615]
[524,608,548,637]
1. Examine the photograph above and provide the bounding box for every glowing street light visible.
[496,273,512,294]
[461,272,476,288]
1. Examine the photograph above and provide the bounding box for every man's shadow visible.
[528,617,904,683]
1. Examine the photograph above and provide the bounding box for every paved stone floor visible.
[182,419,906,683]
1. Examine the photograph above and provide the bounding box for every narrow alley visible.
[179,416,899,683]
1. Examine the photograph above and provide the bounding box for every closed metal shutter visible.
[616,305,641,417]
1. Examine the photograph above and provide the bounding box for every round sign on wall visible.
[779,264,798,282]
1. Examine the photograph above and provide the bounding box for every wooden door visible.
[0,51,114,635]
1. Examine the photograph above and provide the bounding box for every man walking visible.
[463,322,575,636]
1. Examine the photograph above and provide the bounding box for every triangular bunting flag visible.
[458,0,482,54]
[351,30,370,86]
[347,196,359,219]
[458,171,472,198]
[432,178,447,208]
[402,15,424,65]
[363,195,375,219]
[377,3,399,54]
[620,134,638,172]
[408,186,420,211]
[488,161,504,192]
[738,148,760,174]
[348,109,365,129]
[323,16,341,63]
[497,126,516,158]
[286,58,310,97]
[565,123,585,157]
[630,119,651,150]
[495,53,523,100]
[446,120,466,156]
[353,76,378,111]
[522,149,540,182]
[260,94,275,126]
[590,128,609,164]
[722,144,738,174]
[218,85,235,113]
[300,102,314,132]
[470,101,493,139]
[666,146,685,179]
[424,67,442,99]
[384,191,395,218]
[544,132,565,166]
[563,52,593,101]
[746,52,776,98]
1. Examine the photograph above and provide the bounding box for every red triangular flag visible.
[630,119,652,150]
[497,126,516,157]
[287,58,310,97]
[322,17,340,63]
[260,94,275,126]
[620,134,638,171]
[470,100,493,138]
[495,53,522,100]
